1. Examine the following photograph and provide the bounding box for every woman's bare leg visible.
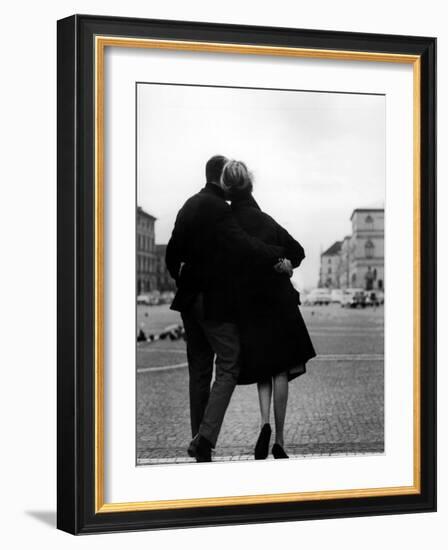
[273,372,289,446]
[257,380,272,426]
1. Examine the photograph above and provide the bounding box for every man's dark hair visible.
[205,155,227,184]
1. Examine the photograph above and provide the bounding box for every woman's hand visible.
[274,258,293,277]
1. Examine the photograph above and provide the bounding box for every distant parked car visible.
[304,288,332,305]
[137,291,161,305]
[159,291,175,304]
[366,290,384,306]
[331,289,343,303]
[341,288,367,308]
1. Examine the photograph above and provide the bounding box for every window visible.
[365,240,374,259]
[365,214,374,225]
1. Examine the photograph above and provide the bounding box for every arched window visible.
[365,214,374,226]
[365,239,374,259]
[351,273,357,284]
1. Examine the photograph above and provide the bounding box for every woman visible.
[221,160,316,459]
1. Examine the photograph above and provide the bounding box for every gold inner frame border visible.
[94,35,421,514]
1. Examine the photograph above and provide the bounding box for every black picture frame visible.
[57,14,436,534]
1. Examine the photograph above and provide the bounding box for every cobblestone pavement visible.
[136,304,384,463]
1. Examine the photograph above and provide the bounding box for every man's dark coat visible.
[166,183,284,321]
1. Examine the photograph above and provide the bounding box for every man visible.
[166,155,289,461]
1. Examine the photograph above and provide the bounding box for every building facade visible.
[136,206,157,294]
[318,241,342,288]
[338,235,352,289]
[347,208,384,290]
[155,244,177,292]
[320,208,384,291]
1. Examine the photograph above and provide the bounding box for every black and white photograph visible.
[135,83,385,465]
[53,12,436,535]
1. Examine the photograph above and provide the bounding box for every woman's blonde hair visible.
[221,160,253,197]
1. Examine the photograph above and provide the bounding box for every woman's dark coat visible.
[231,194,316,385]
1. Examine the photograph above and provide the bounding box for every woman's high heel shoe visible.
[254,423,272,460]
[272,443,289,459]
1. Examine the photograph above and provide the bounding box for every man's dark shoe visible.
[187,434,212,462]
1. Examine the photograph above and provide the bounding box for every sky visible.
[137,83,385,290]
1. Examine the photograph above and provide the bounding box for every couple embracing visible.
[166,155,316,462]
